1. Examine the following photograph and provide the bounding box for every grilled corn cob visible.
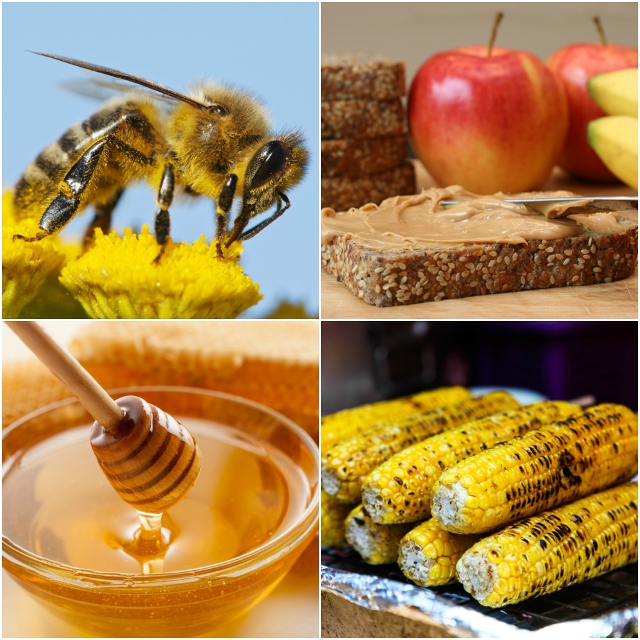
[345,505,414,564]
[321,386,471,451]
[362,401,580,525]
[432,403,638,535]
[398,518,480,587]
[457,482,639,607]
[321,489,352,547]
[322,391,519,504]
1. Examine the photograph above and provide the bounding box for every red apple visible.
[547,22,637,182]
[409,46,568,194]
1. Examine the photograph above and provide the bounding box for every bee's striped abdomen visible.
[14,123,88,219]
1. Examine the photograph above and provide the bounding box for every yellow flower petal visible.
[59,227,262,319]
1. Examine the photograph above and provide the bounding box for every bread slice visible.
[321,53,405,101]
[321,190,638,306]
[321,162,416,212]
[322,99,405,140]
[321,135,408,178]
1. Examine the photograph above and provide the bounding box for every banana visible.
[588,68,638,117]
[587,116,638,189]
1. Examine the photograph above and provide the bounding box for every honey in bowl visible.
[2,387,319,637]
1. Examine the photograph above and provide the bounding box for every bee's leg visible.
[152,164,175,264]
[237,192,291,243]
[82,188,125,250]
[13,137,110,243]
[215,175,238,258]
[14,133,148,243]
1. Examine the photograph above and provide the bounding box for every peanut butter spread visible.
[321,186,636,251]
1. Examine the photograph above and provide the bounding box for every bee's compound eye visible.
[248,141,286,190]
[206,103,228,115]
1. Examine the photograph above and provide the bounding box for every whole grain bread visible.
[322,218,638,307]
[321,53,406,101]
[322,99,405,140]
[321,135,407,178]
[321,162,416,212]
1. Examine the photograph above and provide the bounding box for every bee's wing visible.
[32,52,222,113]
[61,78,176,109]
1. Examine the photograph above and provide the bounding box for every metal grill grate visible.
[322,547,638,631]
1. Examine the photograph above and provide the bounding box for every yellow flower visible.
[59,227,262,319]
[265,301,318,319]
[2,192,66,318]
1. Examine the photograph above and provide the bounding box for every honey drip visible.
[105,512,178,574]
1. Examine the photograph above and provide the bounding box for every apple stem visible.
[593,16,608,46]
[487,12,504,57]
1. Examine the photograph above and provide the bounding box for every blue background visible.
[3,2,319,318]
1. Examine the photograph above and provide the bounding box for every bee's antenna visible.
[29,51,227,114]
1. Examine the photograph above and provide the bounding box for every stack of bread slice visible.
[321,53,416,212]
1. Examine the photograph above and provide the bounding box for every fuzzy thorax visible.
[167,83,271,199]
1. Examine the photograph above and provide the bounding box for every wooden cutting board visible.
[322,163,638,319]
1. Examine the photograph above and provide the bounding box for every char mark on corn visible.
[456,482,638,607]
[431,403,638,534]
[362,401,580,525]
[321,391,519,504]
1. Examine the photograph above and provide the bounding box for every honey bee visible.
[13,52,309,258]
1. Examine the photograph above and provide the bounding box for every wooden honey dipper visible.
[5,322,201,515]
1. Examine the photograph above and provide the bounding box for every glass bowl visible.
[2,387,319,637]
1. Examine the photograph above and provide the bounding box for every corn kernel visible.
[461,474,476,488]
[429,563,442,579]
[466,496,479,509]
[433,538,445,556]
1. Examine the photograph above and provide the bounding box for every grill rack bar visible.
[322,547,637,632]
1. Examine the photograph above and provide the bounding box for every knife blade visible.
[440,196,637,209]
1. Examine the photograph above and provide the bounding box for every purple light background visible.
[322,321,638,415]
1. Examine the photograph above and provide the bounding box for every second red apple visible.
[547,40,637,182]
[409,46,569,194]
